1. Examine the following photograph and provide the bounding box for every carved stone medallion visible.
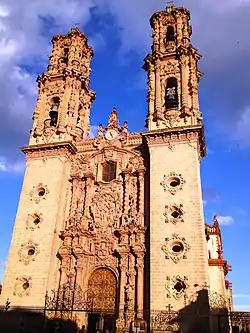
[161,234,190,263]
[90,184,122,229]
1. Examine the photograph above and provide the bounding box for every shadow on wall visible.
[150,289,231,333]
[0,306,78,333]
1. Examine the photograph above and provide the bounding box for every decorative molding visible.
[26,212,43,230]
[163,204,184,224]
[13,276,32,297]
[21,141,77,159]
[29,183,49,204]
[162,234,191,263]
[18,240,40,265]
[165,276,171,298]
[142,126,206,158]
[165,275,189,300]
[160,172,185,195]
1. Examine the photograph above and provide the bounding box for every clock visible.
[105,129,118,140]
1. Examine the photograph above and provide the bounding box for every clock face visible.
[105,129,118,140]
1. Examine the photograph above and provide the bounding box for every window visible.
[102,161,117,182]
[166,26,175,42]
[165,77,178,110]
[49,97,60,126]
[62,48,69,64]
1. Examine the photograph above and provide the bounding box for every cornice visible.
[21,141,77,159]
[208,258,232,276]
[142,125,206,157]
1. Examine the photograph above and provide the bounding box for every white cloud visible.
[202,200,207,207]
[217,215,234,226]
[0,156,25,174]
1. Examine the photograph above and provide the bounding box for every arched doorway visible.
[87,268,117,333]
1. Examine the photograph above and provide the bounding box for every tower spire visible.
[30,27,96,145]
[143,5,203,130]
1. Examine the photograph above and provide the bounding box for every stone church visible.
[0,4,233,333]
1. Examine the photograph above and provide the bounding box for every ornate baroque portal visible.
[88,268,117,314]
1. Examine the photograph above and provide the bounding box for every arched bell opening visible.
[87,268,118,333]
[49,96,60,126]
[166,25,175,42]
[165,77,179,110]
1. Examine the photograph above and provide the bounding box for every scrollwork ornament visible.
[13,276,32,297]
[29,183,49,204]
[163,204,184,224]
[172,275,189,300]
[165,276,171,298]
[160,172,185,195]
[26,212,43,230]
[18,240,40,265]
[161,234,191,263]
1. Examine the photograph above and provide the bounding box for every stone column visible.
[35,83,47,135]
[84,173,94,218]
[147,65,156,129]
[117,254,128,330]
[155,62,162,122]
[138,169,145,226]
[60,256,70,285]
[180,56,189,114]
[124,170,131,214]
[58,75,72,133]
[136,253,145,319]
[75,255,86,286]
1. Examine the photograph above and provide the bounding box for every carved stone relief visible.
[151,309,179,332]
[18,240,40,265]
[161,234,190,263]
[163,204,184,224]
[172,275,189,300]
[29,183,49,204]
[26,212,43,230]
[90,184,122,229]
[160,172,185,195]
[165,275,189,300]
[13,276,32,297]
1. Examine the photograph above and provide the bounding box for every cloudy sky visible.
[0,0,250,311]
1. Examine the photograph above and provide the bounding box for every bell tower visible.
[143,5,202,130]
[143,5,210,331]
[31,27,95,145]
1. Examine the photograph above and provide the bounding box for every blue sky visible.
[0,0,250,311]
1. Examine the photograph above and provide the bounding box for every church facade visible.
[0,5,233,333]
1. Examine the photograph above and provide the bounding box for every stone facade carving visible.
[90,184,122,229]
[162,234,191,263]
[151,309,179,332]
[160,172,185,195]
[26,212,43,230]
[29,183,49,203]
[13,276,32,297]
[18,240,40,264]
[163,204,184,224]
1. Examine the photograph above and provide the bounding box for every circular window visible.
[28,248,35,256]
[37,188,45,197]
[169,177,181,188]
[172,243,184,253]
[23,281,30,290]
[171,210,180,219]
